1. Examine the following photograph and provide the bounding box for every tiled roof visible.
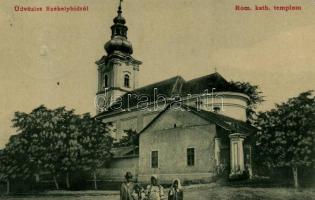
[139,104,255,136]
[111,146,139,158]
[181,73,231,95]
[186,105,255,134]
[96,72,241,117]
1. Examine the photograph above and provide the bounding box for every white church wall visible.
[184,92,249,121]
[101,109,160,140]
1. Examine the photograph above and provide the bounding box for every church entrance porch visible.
[229,133,247,178]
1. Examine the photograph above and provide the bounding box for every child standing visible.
[168,179,183,200]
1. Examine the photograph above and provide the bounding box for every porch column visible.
[229,133,246,175]
[214,138,221,166]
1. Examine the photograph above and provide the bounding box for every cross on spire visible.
[118,0,123,11]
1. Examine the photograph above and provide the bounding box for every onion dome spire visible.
[114,0,125,25]
[105,0,133,55]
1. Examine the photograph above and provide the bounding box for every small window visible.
[187,148,195,166]
[104,74,109,87]
[151,151,158,168]
[124,74,130,87]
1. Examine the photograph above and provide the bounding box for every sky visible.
[0,0,314,148]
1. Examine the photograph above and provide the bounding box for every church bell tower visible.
[95,0,142,112]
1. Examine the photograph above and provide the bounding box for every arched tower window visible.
[104,74,109,88]
[124,74,130,87]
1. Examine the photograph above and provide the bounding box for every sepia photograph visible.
[0,0,314,199]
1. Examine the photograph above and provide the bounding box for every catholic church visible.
[94,2,255,183]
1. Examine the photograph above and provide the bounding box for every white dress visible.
[146,184,165,200]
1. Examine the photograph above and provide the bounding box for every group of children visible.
[120,172,183,200]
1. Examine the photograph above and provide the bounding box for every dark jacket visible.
[168,189,183,200]
[120,182,135,200]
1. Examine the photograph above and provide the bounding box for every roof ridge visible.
[183,105,234,131]
[132,75,185,92]
[185,72,228,83]
[171,76,185,94]
[139,103,172,134]
[186,105,255,133]
[138,103,254,136]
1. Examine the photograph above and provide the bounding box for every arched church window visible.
[104,74,109,87]
[124,74,130,87]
